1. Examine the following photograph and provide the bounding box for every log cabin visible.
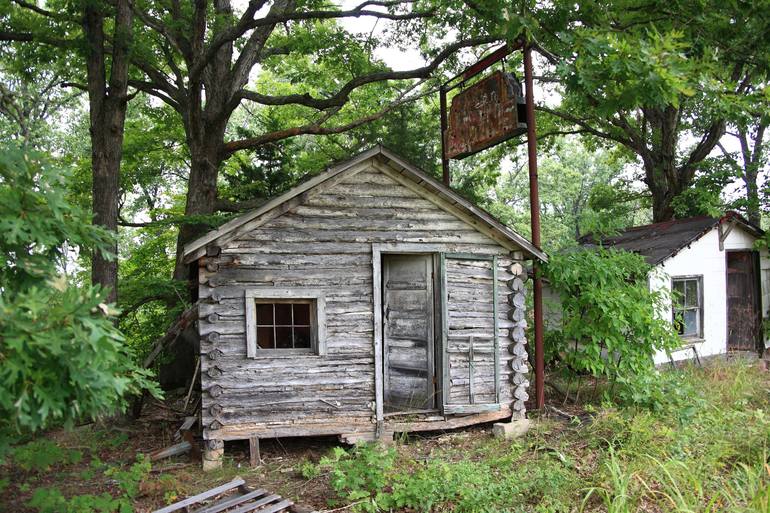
[182,146,547,469]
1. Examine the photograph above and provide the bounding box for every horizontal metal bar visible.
[442,40,524,91]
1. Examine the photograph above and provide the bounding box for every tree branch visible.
[679,119,726,177]
[10,0,75,21]
[188,0,270,81]
[0,30,74,47]
[535,106,635,148]
[237,35,499,112]
[224,81,434,154]
[190,0,432,78]
[127,80,181,110]
[229,0,294,97]
[60,81,89,91]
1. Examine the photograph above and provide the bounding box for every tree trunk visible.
[744,165,760,226]
[83,1,132,304]
[172,136,225,282]
[650,183,676,223]
[738,122,766,227]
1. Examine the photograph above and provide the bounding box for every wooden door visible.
[727,251,761,351]
[440,254,500,414]
[382,254,435,413]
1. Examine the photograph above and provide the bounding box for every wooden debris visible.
[151,476,311,513]
[143,303,199,368]
[174,416,198,442]
[149,441,192,462]
[183,357,201,412]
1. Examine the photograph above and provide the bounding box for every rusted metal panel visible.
[445,71,526,160]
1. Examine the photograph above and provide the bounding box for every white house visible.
[580,213,769,364]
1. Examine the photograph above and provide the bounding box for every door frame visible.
[372,244,446,429]
[725,249,762,352]
[381,252,436,414]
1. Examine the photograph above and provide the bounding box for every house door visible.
[727,251,761,351]
[382,254,436,413]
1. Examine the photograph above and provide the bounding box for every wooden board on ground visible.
[152,477,312,513]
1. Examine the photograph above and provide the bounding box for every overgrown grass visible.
[308,359,770,512]
[3,359,768,512]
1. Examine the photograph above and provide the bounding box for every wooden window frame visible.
[671,276,704,339]
[245,288,327,358]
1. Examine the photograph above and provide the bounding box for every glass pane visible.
[256,303,273,325]
[682,310,698,336]
[685,280,698,307]
[673,309,685,335]
[275,326,293,348]
[275,304,292,325]
[257,326,274,349]
[294,303,311,325]
[673,281,685,307]
[294,326,311,348]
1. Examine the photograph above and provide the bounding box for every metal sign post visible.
[439,40,546,411]
[523,44,545,410]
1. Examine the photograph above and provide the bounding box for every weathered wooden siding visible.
[445,258,515,405]
[199,165,523,439]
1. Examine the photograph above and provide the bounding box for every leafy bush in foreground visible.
[0,145,160,446]
[542,247,681,409]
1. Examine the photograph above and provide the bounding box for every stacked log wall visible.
[198,165,523,439]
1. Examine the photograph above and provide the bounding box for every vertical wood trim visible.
[439,252,450,411]
[245,296,256,358]
[425,255,436,409]
[382,258,391,408]
[468,336,475,404]
[317,295,327,356]
[493,255,500,403]
[372,246,384,425]
[432,254,443,408]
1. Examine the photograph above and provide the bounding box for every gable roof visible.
[578,212,763,265]
[183,145,547,263]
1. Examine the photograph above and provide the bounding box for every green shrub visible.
[543,247,681,409]
[0,145,161,447]
[26,455,151,513]
[12,439,81,472]
[315,444,396,509]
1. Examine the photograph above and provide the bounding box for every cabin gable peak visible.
[183,146,547,263]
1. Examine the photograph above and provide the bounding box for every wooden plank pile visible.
[152,477,310,513]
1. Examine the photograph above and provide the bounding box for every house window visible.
[256,302,313,349]
[245,289,326,357]
[672,277,703,338]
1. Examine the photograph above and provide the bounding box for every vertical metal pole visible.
[439,86,450,185]
[524,44,545,410]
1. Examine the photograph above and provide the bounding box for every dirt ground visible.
[2,389,554,513]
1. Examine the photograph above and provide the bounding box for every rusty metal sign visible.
[445,71,526,160]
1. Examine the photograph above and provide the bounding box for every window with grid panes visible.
[255,301,313,349]
[672,277,703,338]
[244,289,327,357]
